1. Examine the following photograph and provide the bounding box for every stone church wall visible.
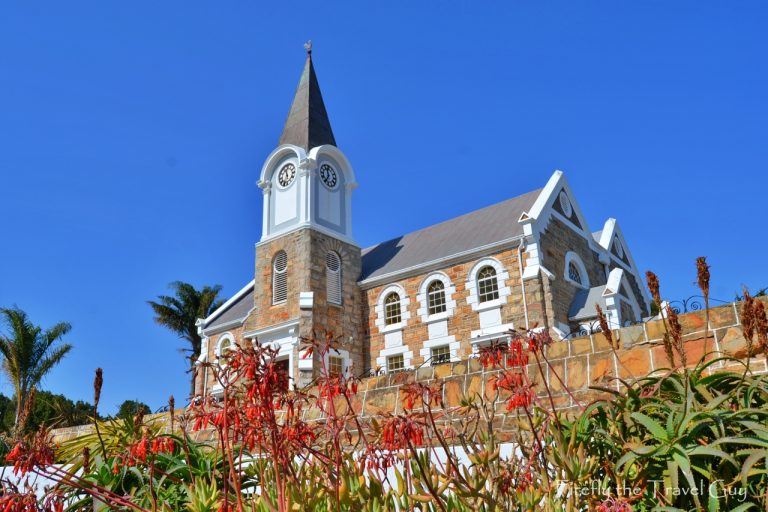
[362,246,546,372]
[538,217,609,330]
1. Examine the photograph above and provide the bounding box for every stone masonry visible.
[57,298,767,445]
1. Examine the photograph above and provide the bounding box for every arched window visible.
[216,334,235,367]
[326,251,342,305]
[384,292,402,326]
[568,261,583,285]
[564,252,590,288]
[477,266,500,303]
[427,281,447,315]
[272,250,288,304]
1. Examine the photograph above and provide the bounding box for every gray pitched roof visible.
[204,286,254,334]
[568,285,607,321]
[278,54,336,151]
[360,189,542,282]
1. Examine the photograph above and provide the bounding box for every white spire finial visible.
[304,40,312,56]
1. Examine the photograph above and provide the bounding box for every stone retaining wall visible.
[51,299,767,444]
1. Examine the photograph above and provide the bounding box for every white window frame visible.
[466,258,512,312]
[386,354,405,373]
[272,250,289,304]
[323,348,350,377]
[374,284,411,333]
[564,251,590,289]
[430,345,451,365]
[416,272,457,323]
[215,332,236,359]
[326,251,343,305]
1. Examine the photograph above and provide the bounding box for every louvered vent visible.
[326,251,342,305]
[272,251,288,304]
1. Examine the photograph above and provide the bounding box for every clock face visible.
[319,163,338,189]
[277,163,296,188]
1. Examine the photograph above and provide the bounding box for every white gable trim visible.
[201,279,255,331]
[521,170,594,242]
[597,218,652,309]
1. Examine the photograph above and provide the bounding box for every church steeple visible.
[278,43,336,151]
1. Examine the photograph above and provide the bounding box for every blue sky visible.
[1,1,766,413]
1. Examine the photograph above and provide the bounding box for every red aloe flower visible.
[479,339,509,369]
[380,414,425,451]
[5,429,55,476]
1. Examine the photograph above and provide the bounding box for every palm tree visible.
[148,282,224,396]
[0,307,73,433]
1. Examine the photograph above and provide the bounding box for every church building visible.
[193,50,651,396]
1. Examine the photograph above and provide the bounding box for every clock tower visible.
[243,47,365,387]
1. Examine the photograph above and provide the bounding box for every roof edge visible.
[202,279,255,329]
[358,234,525,289]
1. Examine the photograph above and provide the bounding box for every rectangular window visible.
[387,354,405,373]
[328,356,343,377]
[430,345,451,366]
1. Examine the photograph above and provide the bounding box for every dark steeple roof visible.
[278,49,336,151]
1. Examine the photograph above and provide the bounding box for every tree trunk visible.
[189,356,196,398]
[14,386,25,434]
[189,334,202,398]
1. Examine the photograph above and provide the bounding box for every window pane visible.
[218,338,233,367]
[427,281,447,315]
[384,293,402,325]
[328,356,343,377]
[387,354,405,373]
[477,266,499,303]
[568,262,582,285]
[430,345,450,365]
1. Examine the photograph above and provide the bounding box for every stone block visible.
[620,324,646,348]
[617,348,650,379]
[718,327,749,359]
[451,361,468,376]
[548,359,566,393]
[682,338,714,367]
[566,356,588,390]
[443,377,465,407]
[434,363,453,379]
[467,357,483,374]
[547,341,569,359]
[363,389,397,416]
[678,311,706,333]
[571,337,592,356]
[651,343,676,370]
[466,374,483,399]
[592,332,615,353]
[709,305,737,328]
[589,353,615,385]
[390,371,415,387]
[645,320,666,342]
[416,366,434,381]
